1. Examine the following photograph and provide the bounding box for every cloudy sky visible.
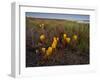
[26,12,89,21]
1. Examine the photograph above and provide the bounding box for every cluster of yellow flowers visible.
[46,47,53,56]
[41,36,58,56]
[40,24,44,29]
[40,33,78,57]
[63,33,71,43]
[46,37,59,56]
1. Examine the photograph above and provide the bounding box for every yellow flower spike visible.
[54,39,57,44]
[73,35,78,40]
[66,37,71,43]
[63,33,67,39]
[41,24,44,29]
[46,47,53,56]
[41,47,46,53]
[56,37,59,41]
[53,37,57,43]
[53,37,57,41]
[39,24,41,27]
[52,43,56,49]
[42,24,44,26]
[40,34,45,41]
